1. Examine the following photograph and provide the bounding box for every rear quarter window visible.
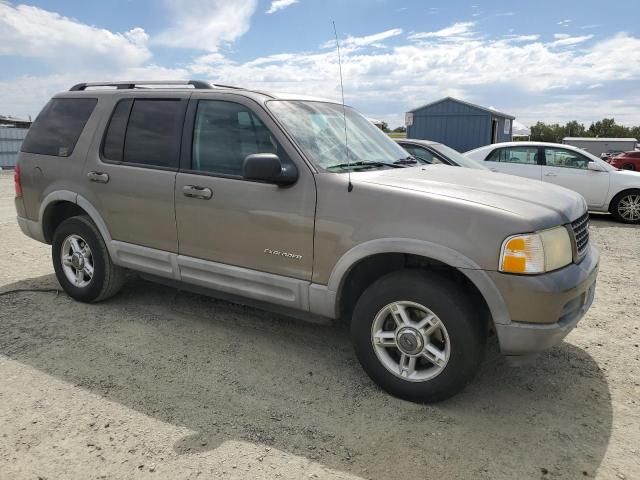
[21,98,97,157]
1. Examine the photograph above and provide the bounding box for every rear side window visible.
[486,146,539,165]
[21,98,97,157]
[102,99,132,161]
[102,98,185,168]
[401,144,444,164]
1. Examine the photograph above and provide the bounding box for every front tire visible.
[52,215,125,302]
[350,270,485,402]
[610,189,640,224]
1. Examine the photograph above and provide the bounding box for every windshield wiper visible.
[327,161,406,171]
[393,156,419,165]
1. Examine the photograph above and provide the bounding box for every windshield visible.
[267,100,410,171]
[430,143,489,170]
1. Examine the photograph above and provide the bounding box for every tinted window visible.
[21,98,97,157]
[192,101,280,176]
[102,99,133,162]
[122,99,185,168]
[401,145,443,164]
[486,146,539,165]
[544,148,590,169]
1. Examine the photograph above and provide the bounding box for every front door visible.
[174,94,316,282]
[541,146,610,208]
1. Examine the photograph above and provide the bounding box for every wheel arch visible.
[328,239,511,327]
[39,191,113,252]
[608,187,640,211]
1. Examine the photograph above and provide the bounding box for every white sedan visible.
[465,141,640,224]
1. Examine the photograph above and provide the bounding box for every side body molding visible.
[310,238,511,325]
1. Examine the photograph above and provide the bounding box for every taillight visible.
[14,164,23,198]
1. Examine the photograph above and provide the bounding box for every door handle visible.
[490,168,499,172]
[87,171,109,183]
[544,172,557,177]
[183,185,213,200]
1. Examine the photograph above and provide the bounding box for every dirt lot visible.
[0,171,638,480]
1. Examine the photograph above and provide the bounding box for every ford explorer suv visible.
[14,81,599,402]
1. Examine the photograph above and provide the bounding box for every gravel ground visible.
[0,171,639,479]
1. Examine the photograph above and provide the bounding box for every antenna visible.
[332,21,353,192]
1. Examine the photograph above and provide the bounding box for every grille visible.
[571,212,590,257]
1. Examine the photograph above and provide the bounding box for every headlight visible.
[499,226,573,274]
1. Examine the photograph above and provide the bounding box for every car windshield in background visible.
[430,143,489,170]
[267,100,409,171]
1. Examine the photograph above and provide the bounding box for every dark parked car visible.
[608,151,640,171]
[395,139,487,170]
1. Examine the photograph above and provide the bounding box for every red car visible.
[609,151,640,171]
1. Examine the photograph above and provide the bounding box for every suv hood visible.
[357,165,586,224]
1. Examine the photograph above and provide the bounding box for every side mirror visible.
[242,153,298,185]
[587,161,604,172]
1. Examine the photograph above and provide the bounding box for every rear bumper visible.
[491,245,599,356]
[16,215,46,243]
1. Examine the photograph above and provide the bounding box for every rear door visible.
[174,93,316,281]
[483,145,542,180]
[541,146,610,208]
[82,92,189,252]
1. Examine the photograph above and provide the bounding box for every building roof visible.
[563,137,638,142]
[407,96,515,120]
[0,115,30,123]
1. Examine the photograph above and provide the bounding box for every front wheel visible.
[52,215,125,302]
[610,190,640,224]
[350,270,485,402]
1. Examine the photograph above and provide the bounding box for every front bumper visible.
[490,244,599,356]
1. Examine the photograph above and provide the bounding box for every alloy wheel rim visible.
[61,234,94,288]
[618,194,640,221]
[370,301,451,382]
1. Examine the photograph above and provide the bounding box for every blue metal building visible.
[405,97,515,152]
[0,127,29,168]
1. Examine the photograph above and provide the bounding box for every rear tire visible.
[610,189,640,224]
[52,215,125,302]
[350,270,485,402]
[621,163,636,171]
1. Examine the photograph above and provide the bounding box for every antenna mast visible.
[332,21,353,192]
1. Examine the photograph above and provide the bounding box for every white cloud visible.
[185,26,640,126]
[408,22,475,40]
[154,0,257,51]
[2,12,640,128]
[550,34,593,47]
[503,34,541,43]
[266,0,298,14]
[557,19,572,27]
[0,3,150,68]
[322,28,404,49]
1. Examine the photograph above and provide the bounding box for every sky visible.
[1,0,639,128]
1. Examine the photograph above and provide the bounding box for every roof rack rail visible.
[69,80,216,91]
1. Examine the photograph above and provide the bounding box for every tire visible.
[621,163,636,171]
[609,189,640,224]
[52,215,126,302]
[350,270,485,403]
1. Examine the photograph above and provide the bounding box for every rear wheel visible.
[350,270,485,402]
[610,190,640,224]
[52,215,125,302]
[621,163,636,171]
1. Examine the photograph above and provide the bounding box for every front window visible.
[544,147,590,169]
[267,100,409,171]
